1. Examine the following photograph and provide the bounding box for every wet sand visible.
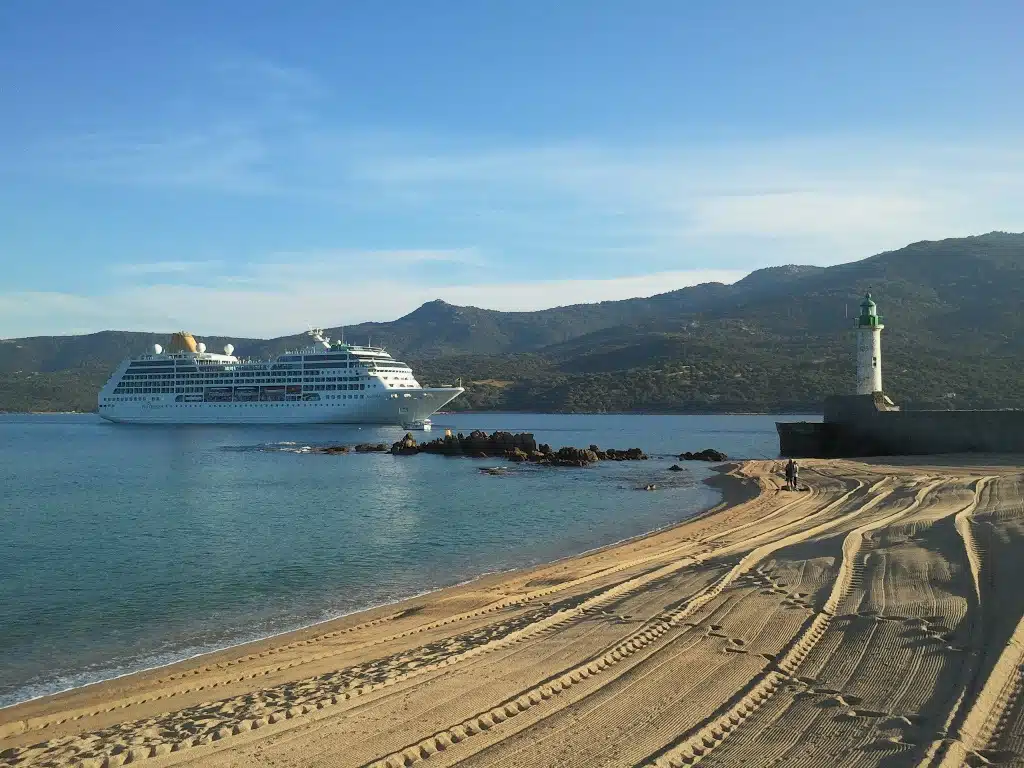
[3,457,1024,768]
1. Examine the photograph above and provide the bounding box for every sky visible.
[1,1,1022,338]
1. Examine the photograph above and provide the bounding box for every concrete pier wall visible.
[778,395,1024,457]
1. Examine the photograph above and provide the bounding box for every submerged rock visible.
[301,442,391,455]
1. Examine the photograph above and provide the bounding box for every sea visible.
[0,412,813,709]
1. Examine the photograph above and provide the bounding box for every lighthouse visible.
[855,293,884,395]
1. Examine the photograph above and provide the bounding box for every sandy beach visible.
[3,456,1024,768]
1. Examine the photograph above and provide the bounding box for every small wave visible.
[0,579,489,711]
[222,442,318,454]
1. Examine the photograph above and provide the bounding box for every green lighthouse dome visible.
[857,292,883,327]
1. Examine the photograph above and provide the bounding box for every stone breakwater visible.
[391,430,648,467]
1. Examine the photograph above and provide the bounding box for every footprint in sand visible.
[812,687,841,696]
[817,696,844,708]
[972,748,1018,765]
[880,715,913,729]
[863,736,916,750]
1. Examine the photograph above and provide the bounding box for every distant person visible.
[784,459,796,491]
[791,460,800,491]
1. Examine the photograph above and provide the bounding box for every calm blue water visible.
[0,412,809,708]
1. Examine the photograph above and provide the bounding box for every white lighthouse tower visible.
[855,292,884,395]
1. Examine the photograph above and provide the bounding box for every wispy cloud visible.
[0,268,747,339]
[107,249,487,286]
[341,136,1024,264]
[254,248,486,270]
[46,128,273,194]
[29,50,1024,263]
[33,56,327,195]
[109,260,226,276]
[211,56,326,101]
[687,192,933,238]
[16,54,1024,338]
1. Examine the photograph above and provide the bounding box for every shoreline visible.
[2,409,823,418]
[0,465,750,719]
[10,457,1021,767]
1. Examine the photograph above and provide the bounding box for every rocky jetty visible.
[678,448,728,462]
[391,430,647,467]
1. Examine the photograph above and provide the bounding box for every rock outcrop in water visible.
[355,443,390,453]
[678,448,728,462]
[390,430,647,467]
[310,443,388,455]
[302,432,649,466]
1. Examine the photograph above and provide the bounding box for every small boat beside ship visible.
[97,329,463,425]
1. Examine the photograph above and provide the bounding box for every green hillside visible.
[2,232,1022,413]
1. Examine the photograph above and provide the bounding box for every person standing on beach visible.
[791,460,800,491]
[784,459,796,491]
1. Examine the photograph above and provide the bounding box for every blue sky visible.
[2,1,1022,338]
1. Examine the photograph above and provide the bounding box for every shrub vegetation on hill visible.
[2,232,1022,413]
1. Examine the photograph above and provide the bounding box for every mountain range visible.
[2,231,1022,413]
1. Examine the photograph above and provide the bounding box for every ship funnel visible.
[169,331,198,353]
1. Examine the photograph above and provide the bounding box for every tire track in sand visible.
[635,477,943,768]
[912,477,1024,768]
[351,476,874,768]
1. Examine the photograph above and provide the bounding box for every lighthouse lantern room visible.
[855,293,884,395]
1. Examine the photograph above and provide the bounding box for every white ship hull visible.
[98,330,464,426]
[98,387,462,425]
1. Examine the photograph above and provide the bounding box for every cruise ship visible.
[97,329,464,425]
